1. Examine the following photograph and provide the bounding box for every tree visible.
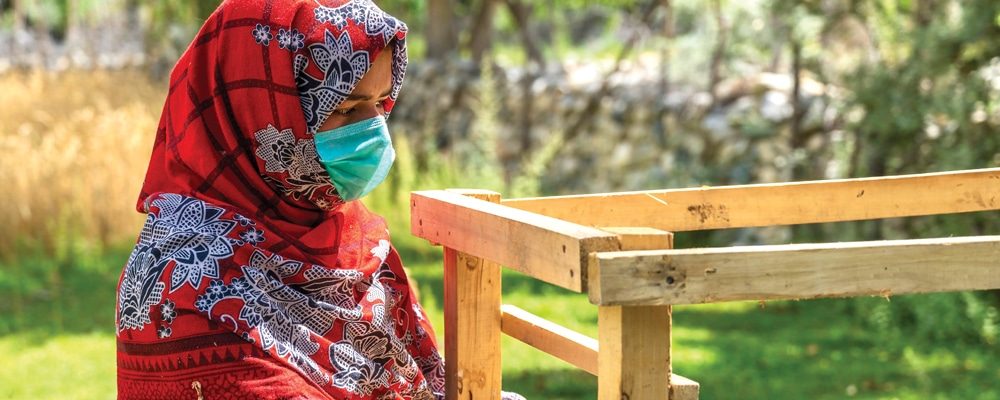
[425,0,457,61]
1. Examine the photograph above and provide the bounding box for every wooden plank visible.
[600,227,673,250]
[500,304,599,375]
[590,235,1000,306]
[502,168,1000,231]
[587,227,673,322]
[412,189,620,292]
[598,305,673,400]
[671,374,701,400]
[500,304,699,398]
[443,190,503,400]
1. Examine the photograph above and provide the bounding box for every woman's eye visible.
[335,107,355,115]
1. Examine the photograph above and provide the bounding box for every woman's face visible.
[316,44,395,132]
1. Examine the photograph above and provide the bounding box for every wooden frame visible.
[410,168,1000,400]
[501,168,1000,231]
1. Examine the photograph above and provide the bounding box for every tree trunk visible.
[768,5,784,72]
[708,0,727,105]
[505,0,545,67]
[658,0,672,98]
[653,0,673,148]
[518,66,534,157]
[426,0,457,61]
[789,37,806,179]
[562,0,659,143]
[467,0,499,65]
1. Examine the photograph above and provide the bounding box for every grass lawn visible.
[3,246,1000,399]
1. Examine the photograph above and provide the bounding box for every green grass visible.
[3,240,1000,399]
[0,332,116,400]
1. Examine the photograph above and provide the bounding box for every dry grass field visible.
[0,70,160,259]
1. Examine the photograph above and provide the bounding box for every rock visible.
[760,91,793,122]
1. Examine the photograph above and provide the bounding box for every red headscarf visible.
[115,1,444,398]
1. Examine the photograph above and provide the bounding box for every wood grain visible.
[598,305,674,399]
[591,235,1000,306]
[499,304,699,397]
[597,226,686,399]
[600,227,673,251]
[500,304,600,375]
[503,168,1000,232]
[412,190,620,291]
[443,190,502,400]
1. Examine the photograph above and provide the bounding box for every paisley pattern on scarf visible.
[116,1,443,399]
[117,194,236,332]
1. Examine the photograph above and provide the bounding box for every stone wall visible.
[390,59,843,195]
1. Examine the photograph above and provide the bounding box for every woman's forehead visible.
[347,49,394,100]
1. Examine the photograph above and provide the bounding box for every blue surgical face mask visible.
[314,115,395,202]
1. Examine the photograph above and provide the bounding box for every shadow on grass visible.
[503,369,596,400]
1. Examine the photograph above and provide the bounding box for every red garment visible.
[115,1,444,399]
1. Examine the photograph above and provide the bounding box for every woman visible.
[115,0,443,398]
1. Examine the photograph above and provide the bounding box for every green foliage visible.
[831,0,1000,347]
[864,293,1000,347]
[459,58,507,192]
[847,0,1000,174]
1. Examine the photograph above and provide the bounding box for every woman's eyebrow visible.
[346,88,393,101]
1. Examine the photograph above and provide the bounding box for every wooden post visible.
[597,228,674,399]
[598,305,673,400]
[443,190,502,400]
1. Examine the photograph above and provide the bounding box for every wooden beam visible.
[443,190,502,400]
[412,190,620,292]
[500,304,599,375]
[500,305,699,398]
[597,225,682,400]
[588,227,673,315]
[589,235,1000,306]
[600,227,673,250]
[671,374,701,400]
[502,168,1000,231]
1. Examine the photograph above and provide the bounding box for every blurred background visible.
[1,0,999,398]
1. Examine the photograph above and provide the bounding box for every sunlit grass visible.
[0,333,116,400]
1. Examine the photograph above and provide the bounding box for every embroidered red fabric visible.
[115,1,444,398]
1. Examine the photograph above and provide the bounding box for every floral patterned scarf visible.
[115,1,444,399]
